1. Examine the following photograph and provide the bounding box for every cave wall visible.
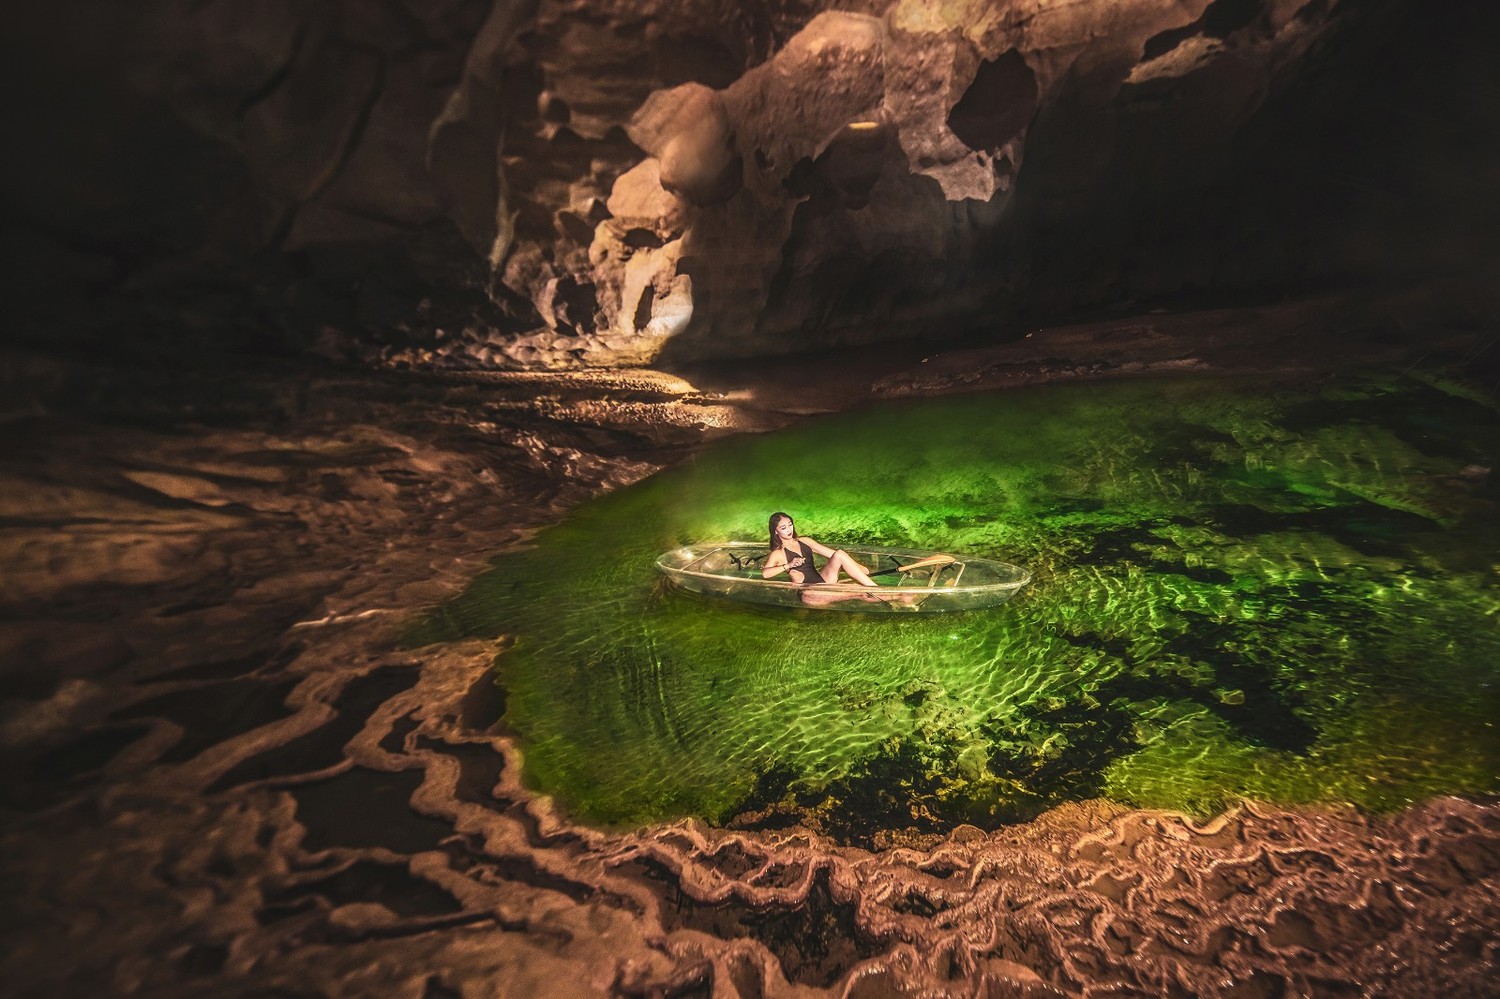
[3,0,1496,369]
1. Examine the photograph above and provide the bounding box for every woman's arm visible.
[802,536,836,557]
[762,548,788,579]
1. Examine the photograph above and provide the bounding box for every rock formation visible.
[373,0,1359,365]
[8,0,1498,369]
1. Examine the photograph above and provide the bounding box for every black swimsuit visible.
[783,541,820,585]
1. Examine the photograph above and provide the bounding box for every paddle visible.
[869,553,957,578]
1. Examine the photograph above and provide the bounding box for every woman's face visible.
[775,517,795,539]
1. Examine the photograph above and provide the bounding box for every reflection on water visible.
[410,373,1500,837]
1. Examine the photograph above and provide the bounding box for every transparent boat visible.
[656,543,1031,613]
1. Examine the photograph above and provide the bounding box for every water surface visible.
[411,373,1500,836]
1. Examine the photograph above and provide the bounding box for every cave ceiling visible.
[12,0,1490,370]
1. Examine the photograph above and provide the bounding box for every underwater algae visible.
[412,373,1500,838]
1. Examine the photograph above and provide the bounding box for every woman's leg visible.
[819,550,877,586]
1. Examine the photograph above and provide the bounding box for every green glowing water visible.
[411,373,1500,835]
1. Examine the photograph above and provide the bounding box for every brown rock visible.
[631,83,741,206]
[604,158,686,234]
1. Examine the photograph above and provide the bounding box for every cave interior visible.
[2,0,1498,996]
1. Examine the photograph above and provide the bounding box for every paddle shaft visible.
[869,554,957,578]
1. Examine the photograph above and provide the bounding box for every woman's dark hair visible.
[768,511,792,551]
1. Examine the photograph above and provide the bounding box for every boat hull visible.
[656,544,1030,613]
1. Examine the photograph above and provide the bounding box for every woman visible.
[762,512,879,588]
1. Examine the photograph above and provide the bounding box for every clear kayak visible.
[656,543,1030,613]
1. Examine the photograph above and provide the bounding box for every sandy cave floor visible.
[1,282,1498,997]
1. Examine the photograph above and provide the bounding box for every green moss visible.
[409,374,1500,833]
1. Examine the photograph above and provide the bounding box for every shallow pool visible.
[410,372,1499,838]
